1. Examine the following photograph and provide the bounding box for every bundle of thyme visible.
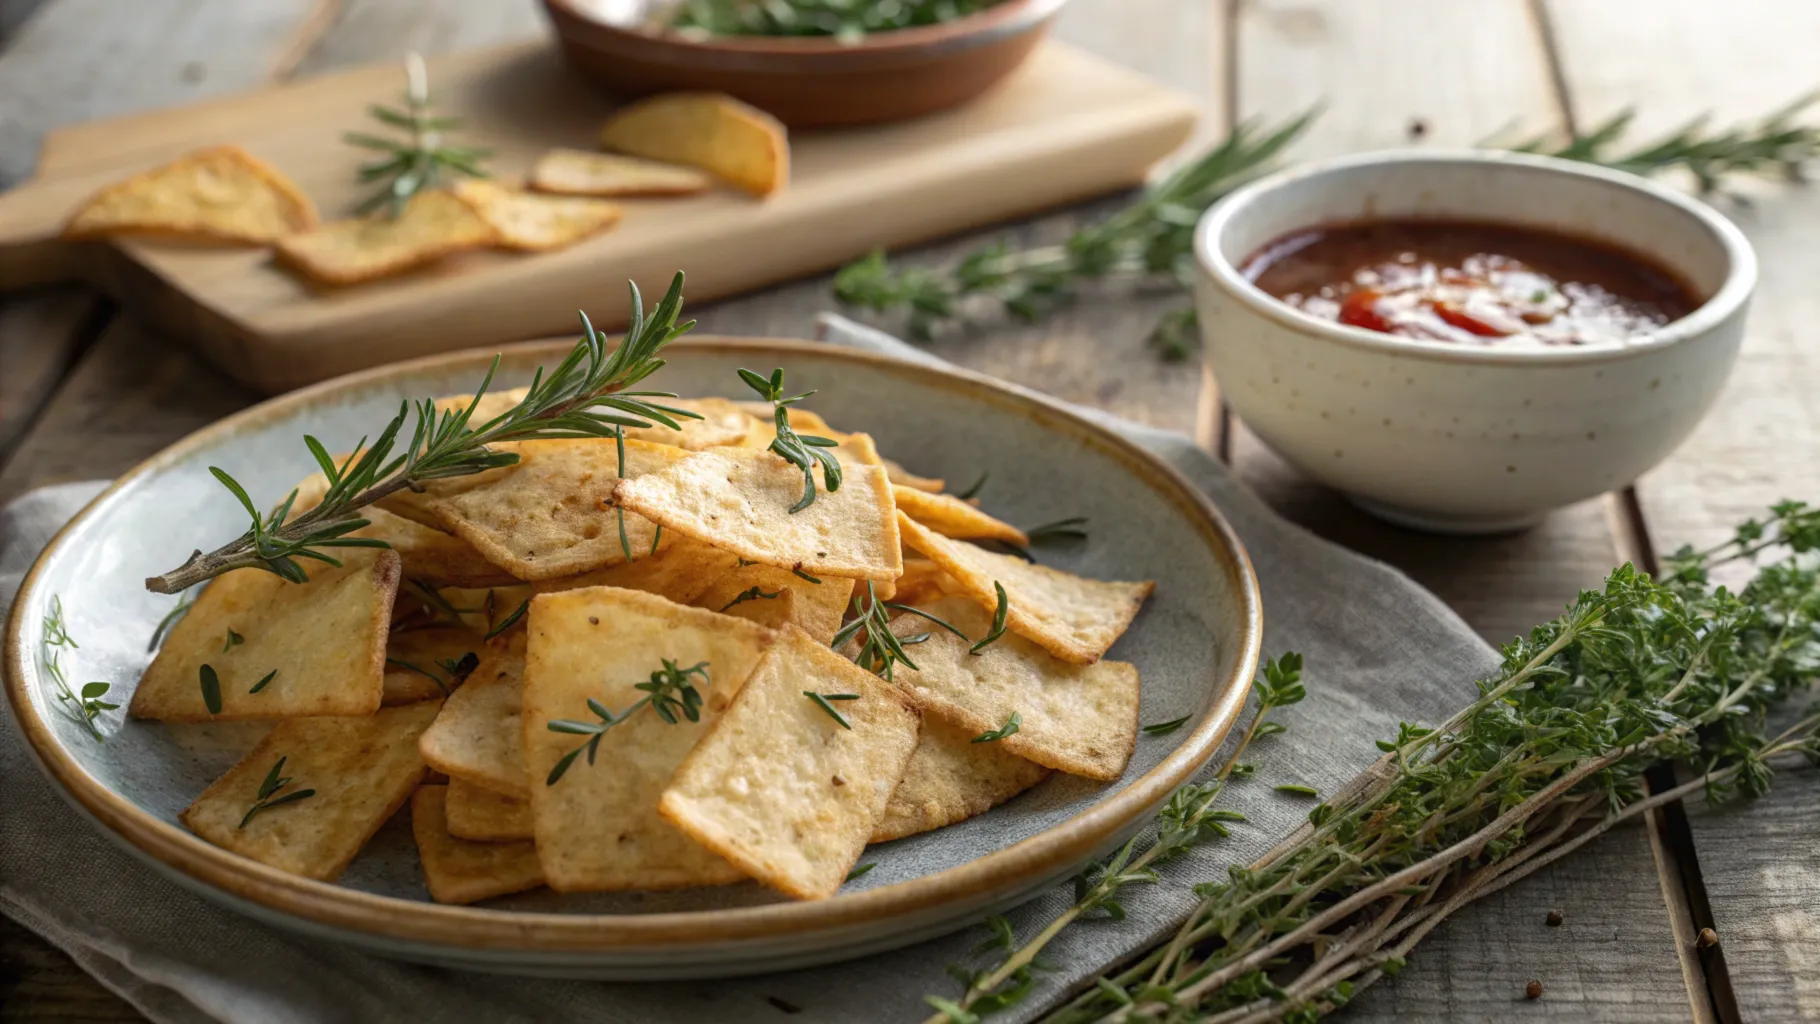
[925,502,1820,1023]
[836,96,1820,360]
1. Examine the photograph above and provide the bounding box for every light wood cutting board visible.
[0,39,1194,394]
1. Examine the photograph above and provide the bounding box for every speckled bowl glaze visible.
[4,337,1260,978]
[1194,150,1756,534]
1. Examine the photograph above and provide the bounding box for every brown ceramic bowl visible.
[539,0,1070,127]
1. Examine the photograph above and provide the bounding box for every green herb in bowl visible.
[670,0,1002,41]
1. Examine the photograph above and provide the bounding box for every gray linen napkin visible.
[0,316,1499,1024]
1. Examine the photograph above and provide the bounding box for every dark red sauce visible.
[1241,220,1701,346]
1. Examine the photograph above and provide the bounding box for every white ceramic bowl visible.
[1193,149,1756,533]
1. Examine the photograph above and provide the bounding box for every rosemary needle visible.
[546,660,709,784]
[805,691,859,729]
[238,756,316,829]
[738,367,842,513]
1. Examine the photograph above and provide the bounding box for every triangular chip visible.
[411,786,545,905]
[531,535,742,607]
[418,640,530,798]
[871,717,1053,843]
[659,626,920,900]
[443,777,534,842]
[275,188,497,286]
[180,701,440,880]
[897,515,1151,665]
[292,470,514,588]
[887,597,1139,780]
[693,562,856,643]
[451,179,622,252]
[893,486,1028,545]
[64,144,317,243]
[383,626,483,706]
[883,458,944,493]
[130,549,400,721]
[528,148,712,197]
[523,586,774,891]
[423,438,688,582]
[598,92,788,197]
[614,446,901,581]
[892,557,958,608]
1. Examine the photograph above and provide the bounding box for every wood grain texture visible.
[0,289,102,460]
[1547,2,1820,1021]
[289,0,547,77]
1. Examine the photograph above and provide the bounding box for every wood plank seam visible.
[267,0,347,82]
[0,292,112,465]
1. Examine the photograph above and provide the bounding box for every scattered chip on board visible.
[528,148,713,197]
[598,92,789,197]
[64,144,317,243]
[275,188,497,286]
[452,179,622,252]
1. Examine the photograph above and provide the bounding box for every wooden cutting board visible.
[0,39,1194,394]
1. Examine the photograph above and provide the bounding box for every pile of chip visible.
[135,395,1154,903]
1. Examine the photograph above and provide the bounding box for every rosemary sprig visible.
[739,367,842,513]
[239,756,316,829]
[41,596,116,741]
[146,273,698,595]
[1141,714,1192,736]
[545,659,709,784]
[671,0,994,40]
[969,583,1009,654]
[838,94,1819,361]
[721,586,782,612]
[345,53,491,217]
[832,581,969,681]
[806,691,861,729]
[972,712,1020,743]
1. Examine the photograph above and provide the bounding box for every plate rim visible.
[4,334,1263,953]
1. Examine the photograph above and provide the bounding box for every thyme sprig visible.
[41,596,116,741]
[545,659,710,784]
[739,367,842,513]
[238,757,316,829]
[146,273,697,595]
[838,95,1819,361]
[833,581,968,681]
[972,712,1020,743]
[345,53,491,217]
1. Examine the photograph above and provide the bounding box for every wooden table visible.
[0,2,1813,1021]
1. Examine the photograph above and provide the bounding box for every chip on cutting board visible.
[382,626,482,706]
[528,148,713,197]
[418,641,530,798]
[887,597,1140,781]
[693,562,856,643]
[524,586,774,891]
[64,144,317,243]
[897,515,1152,665]
[451,180,622,252]
[659,626,920,900]
[443,777,534,842]
[614,446,902,581]
[180,700,441,880]
[425,438,688,581]
[893,486,1029,545]
[598,92,788,197]
[275,188,497,286]
[871,717,1053,843]
[411,786,545,905]
[130,549,400,721]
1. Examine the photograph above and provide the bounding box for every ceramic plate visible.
[5,337,1261,979]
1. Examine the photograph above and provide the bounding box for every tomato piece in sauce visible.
[1337,289,1393,333]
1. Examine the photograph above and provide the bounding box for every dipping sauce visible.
[1241,220,1700,346]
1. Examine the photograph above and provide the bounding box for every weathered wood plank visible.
[0,288,101,460]
[289,0,547,79]
[1547,2,1820,1021]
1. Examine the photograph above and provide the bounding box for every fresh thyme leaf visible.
[738,366,842,512]
[720,586,782,612]
[41,596,114,741]
[146,272,697,595]
[845,862,876,882]
[1142,714,1192,735]
[249,669,278,695]
[485,598,531,640]
[971,712,1020,743]
[1024,517,1088,543]
[968,582,1009,655]
[1274,783,1318,797]
[238,756,317,828]
[545,659,710,785]
[834,583,972,681]
[805,691,855,729]
[148,588,197,652]
[199,664,223,715]
[222,627,244,652]
[346,54,491,218]
[955,472,988,501]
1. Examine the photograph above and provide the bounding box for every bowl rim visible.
[543,0,1070,57]
[4,334,1263,954]
[1193,147,1758,367]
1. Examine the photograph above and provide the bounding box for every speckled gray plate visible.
[4,336,1261,979]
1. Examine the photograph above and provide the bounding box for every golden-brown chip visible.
[883,458,944,493]
[180,701,440,880]
[528,148,712,197]
[130,550,400,722]
[291,469,515,588]
[693,562,856,644]
[659,626,920,900]
[383,626,483,706]
[893,486,1028,545]
[892,557,958,607]
[274,188,497,286]
[598,92,788,197]
[411,786,545,904]
[887,597,1139,781]
[417,641,530,798]
[735,403,841,447]
[531,535,742,607]
[451,179,622,252]
[425,438,688,582]
[523,586,773,892]
[871,717,1052,842]
[64,144,317,243]
[897,515,1151,665]
[614,446,901,581]
[443,777,535,842]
